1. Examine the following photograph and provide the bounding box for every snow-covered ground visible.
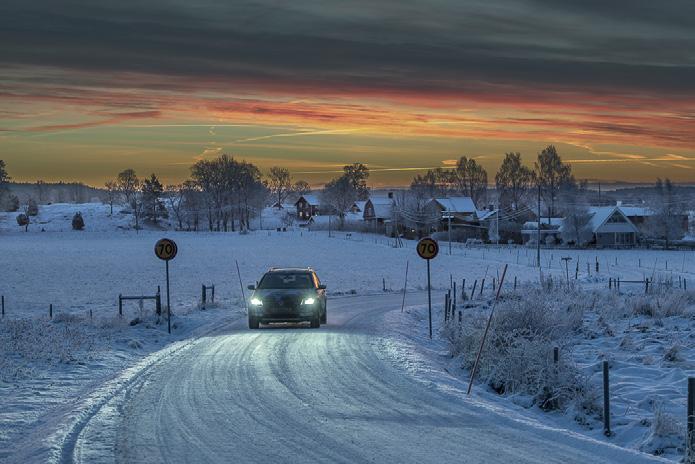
[385,286,695,461]
[1,202,694,462]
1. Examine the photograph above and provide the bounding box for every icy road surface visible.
[62,293,664,464]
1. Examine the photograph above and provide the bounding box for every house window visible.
[607,213,626,223]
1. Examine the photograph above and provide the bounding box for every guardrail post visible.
[49,303,53,319]
[603,360,611,436]
[156,291,162,316]
[118,294,123,317]
[211,285,215,303]
[202,284,206,309]
[1,295,4,317]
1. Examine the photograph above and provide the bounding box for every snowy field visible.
[1,203,695,462]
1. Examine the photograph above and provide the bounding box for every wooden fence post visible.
[479,278,485,298]
[118,294,123,317]
[1,295,4,317]
[212,285,215,303]
[49,303,53,319]
[202,284,206,309]
[603,360,611,436]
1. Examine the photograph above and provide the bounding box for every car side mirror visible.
[247,284,256,290]
[318,284,327,290]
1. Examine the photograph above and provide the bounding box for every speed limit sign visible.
[417,237,438,340]
[155,238,178,261]
[155,238,178,334]
[417,237,439,260]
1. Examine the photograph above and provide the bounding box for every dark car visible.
[247,268,327,329]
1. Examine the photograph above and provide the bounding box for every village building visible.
[295,194,321,220]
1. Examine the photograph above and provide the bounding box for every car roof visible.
[266,267,313,273]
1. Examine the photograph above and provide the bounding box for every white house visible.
[587,206,639,246]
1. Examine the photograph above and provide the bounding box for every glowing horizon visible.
[2,1,694,187]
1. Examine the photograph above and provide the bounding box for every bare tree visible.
[560,184,593,246]
[534,145,574,222]
[267,166,292,208]
[321,176,357,228]
[104,180,119,215]
[648,178,685,248]
[452,156,488,205]
[496,152,533,212]
[293,180,311,195]
[393,190,439,238]
[117,169,140,206]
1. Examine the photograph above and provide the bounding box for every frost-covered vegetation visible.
[433,283,695,459]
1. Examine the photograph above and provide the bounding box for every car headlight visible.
[250,297,263,306]
[302,297,316,305]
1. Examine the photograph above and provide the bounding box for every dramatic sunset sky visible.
[1,0,694,186]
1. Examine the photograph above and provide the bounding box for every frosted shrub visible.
[641,402,684,457]
[446,286,596,411]
[629,292,687,318]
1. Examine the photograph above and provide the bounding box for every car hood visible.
[252,288,316,300]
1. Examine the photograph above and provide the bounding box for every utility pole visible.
[495,198,499,246]
[537,183,541,268]
[447,213,452,255]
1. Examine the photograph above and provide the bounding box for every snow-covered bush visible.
[628,292,687,318]
[640,402,684,457]
[16,212,29,231]
[444,286,596,411]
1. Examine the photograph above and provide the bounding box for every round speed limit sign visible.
[155,238,178,261]
[417,237,439,260]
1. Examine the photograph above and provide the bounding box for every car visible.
[247,268,327,329]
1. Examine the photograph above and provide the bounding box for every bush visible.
[628,292,687,318]
[444,286,595,410]
[16,213,29,231]
[72,211,85,230]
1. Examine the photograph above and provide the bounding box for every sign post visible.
[417,237,439,339]
[155,238,178,334]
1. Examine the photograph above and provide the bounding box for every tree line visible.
[103,155,314,232]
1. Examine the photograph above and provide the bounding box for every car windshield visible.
[258,272,314,289]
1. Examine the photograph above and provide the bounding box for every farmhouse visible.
[363,196,394,233]
[587,206,639,246]
[295,194,321,220]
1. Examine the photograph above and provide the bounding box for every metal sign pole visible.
[166,260,171,334]
[427,259,432,339]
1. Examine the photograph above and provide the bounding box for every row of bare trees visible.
[106,155,313,232]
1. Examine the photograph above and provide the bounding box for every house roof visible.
[522,219,563,230]
[587,206,639,233]
[430,197,477,214]
[353,200,368,211]
[296,194,320,206]
[476,209,497,221]
[618,206,654,217]
[372,202,393,219]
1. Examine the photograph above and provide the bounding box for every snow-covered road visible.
[60,293,664,464]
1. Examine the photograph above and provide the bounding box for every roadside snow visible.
[381,284,695,461]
